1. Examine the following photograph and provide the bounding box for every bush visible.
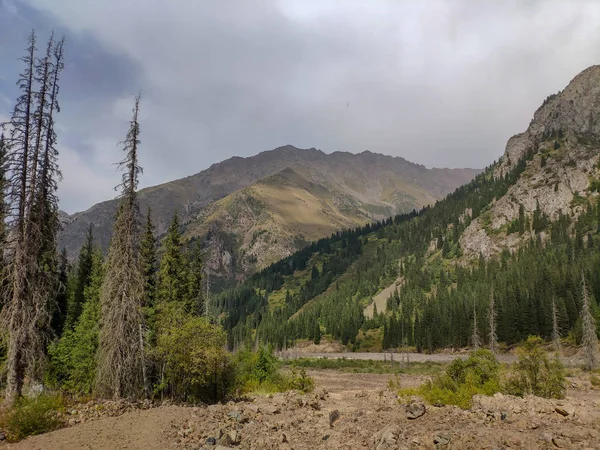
[414,349,501,409]
[0,394,64,441]
[233,346,314,395]
[286,367,314,393]
[505,336,566,399]
[153,313,235,403]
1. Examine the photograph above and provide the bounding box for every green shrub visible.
[153,313,235,403]
[505,336,566,399]
[233,346,314,394]
[415,349,501,409]
[0,394,64,441]
[286,367,314,393]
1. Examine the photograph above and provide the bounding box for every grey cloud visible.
[3,0,600,212]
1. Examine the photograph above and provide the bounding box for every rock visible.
[245,404,260,414]
[434,433,451,446]
[329,410,340,427]
[539,432,553,443]
[281,432,288,443]
[226,429,240,446]
[555,407,569,417]
[228,410,244,422]
[405,401,426,419]
[552,436,570,448]
[262,405,280,415]
[205,437,217,445]
[0,433,5,441]
[309,400,321,411]
[322,435,330,441]
[375,425,401,450]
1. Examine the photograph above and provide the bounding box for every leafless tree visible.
[580,273,598,371]
[488,289,498,354]
[552,298,562,355]
[472,302,481,350]
[1,31,64,406]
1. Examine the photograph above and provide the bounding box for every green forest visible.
[215,145,600,354]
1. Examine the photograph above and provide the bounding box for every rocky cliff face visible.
[59,146,480,283]
[461,66,600,259]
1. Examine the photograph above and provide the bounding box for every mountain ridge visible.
[58,146,480,282]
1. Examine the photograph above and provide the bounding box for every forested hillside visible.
[215,66,600,353]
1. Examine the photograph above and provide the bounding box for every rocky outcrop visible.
[461,65,600,259]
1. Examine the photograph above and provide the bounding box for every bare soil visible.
[6,369,600,449]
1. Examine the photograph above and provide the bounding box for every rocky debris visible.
[374,424,401,450]
[405,400,426,419]
[64,398,155,426]
[433,432,451,446]
[328,410,340,427]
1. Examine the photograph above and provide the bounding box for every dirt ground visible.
[6,369,600,450]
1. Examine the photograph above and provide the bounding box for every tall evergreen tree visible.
[96,95,146,398]
[51,248,70,335]
[552,298,562,354]
[140,207,157,308]
[157,212,187,308]
[66,224,94,329]
[186,239,203,316]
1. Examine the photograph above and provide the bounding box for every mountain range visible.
[58,147,479,284]
[214,65,600,353]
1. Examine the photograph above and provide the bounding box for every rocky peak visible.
[498,65,600,175]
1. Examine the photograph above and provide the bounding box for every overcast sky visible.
[1,0,600,213]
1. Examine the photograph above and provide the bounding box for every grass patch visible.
[284,357,444,375]
[0,394,65,442]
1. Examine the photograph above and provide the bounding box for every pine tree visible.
[488,289,498,354]
[1,31,64,405]
[186,240,203,316]
[140,207,157,308]
[580,274,599,371]
[97,95,146,398]
[156,212,188,308]
[66,224,94,329]
[51,248,70,335]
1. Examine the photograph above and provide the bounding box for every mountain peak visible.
[498,65,600,175]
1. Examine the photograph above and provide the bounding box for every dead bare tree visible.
[1,31,64,406]
[472,302,481,350]
[580,273,598,371]
[96,95,146,399]
[488,289,498,354]
[552,298,562,355]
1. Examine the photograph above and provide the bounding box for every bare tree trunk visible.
[472,302,481,350]
[552,298,562,356]
[581,274,598,371]
[488,289,497,354]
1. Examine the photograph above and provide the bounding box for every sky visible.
[1,0,600,213]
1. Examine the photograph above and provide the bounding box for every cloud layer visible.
[2,0,600,213]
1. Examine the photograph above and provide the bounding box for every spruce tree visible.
[580,274,599,371]
[51,248,70,335]
[96,95,146,398]
[156,212,188,309]
[186,239,204,316]
[66,224,94,329]
[140,207,157,308]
